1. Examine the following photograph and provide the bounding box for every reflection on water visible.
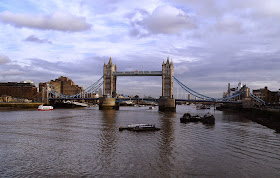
[100,110,117,154]
[99,110,117,173]
[158,112,175,175]
[0,105,279,177]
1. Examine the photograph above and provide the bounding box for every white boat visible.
[38,105,53,111]
[72,102,88,107]
[149,106,155,110]
[125,101,134,105]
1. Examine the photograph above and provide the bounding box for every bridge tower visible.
[159,57,176,112]
[103,57,117,97]
[100,58,119,110]
[162,57,174,98]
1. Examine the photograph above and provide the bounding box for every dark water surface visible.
[0,105,279,177]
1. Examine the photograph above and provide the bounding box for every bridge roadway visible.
[113,71,162,76]
[48,97,241,104]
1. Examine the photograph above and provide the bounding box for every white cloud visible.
[0,11,91,32]
[144,5,195,34]
[128,5,195,35]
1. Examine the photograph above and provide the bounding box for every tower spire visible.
[108,57,112,65]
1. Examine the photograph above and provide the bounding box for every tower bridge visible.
[46,57,266,112]
[101,57,175,111]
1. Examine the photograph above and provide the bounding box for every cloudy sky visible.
[0,0,280,98]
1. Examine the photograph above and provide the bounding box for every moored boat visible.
[38,105,53,111]
[196,104,206,109]
[180,113,191,123]
[180,112,215,124]
[72,101,88,107]
[119,124,160,131]
[54,101,88,108]
[190,115,201,122]
[201,113,215,124]
[133,124,160,131]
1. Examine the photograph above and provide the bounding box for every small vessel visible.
[38,105,53,111]
[72,101,88,107]
[180,113,191,123]
[54,101,88,108]
[190,115,201,122]
[119,124,160,131]
[120,100,135,106]
[149,106,155,110]
[201,113,215,124]
[133,124,160,131]
[180,112,215,124]
[196,104,206,109]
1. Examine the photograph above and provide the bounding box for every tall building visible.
[224,82,250,101]
[188,94,192,100]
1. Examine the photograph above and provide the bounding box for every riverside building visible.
[0,81,38,101]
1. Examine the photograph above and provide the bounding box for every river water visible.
[0,105,279,177]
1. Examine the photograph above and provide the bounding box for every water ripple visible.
[0,106,279,177]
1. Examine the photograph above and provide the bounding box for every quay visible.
[0,103,43,109]
[217,104,280,132]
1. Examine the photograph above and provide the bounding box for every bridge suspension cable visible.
[173,76,216,100]
[83,76,103,93]
[173,76,244,102]
[48,76,103,99]
[249,92,266,104]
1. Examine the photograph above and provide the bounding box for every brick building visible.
[39,76,83,96]
[0,82,38,101]
[253,87,279,104]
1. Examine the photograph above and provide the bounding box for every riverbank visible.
[217,104,280,132]
[0,103,43,109]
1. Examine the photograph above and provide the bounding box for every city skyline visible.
[0,0,280,97]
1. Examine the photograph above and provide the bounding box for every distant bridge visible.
[45,57,266,108]
[48,97,241,104]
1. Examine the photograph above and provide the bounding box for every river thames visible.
[0,105,279,177]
